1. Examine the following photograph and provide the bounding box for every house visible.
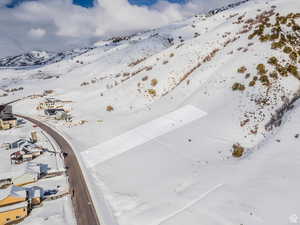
[0,186,28,224]
[9,139,30,150]
[10,147,44,165]
[0,179,12,189]
[0,105,17,130]
[37,97,66,110]
[37,98,56,110]
[55,111,72,121]
[0,201,28,225]
[44,108,65,116]
[0,186,27,207]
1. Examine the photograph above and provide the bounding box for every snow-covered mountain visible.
[1,0,300,225]
[0,48,94,67]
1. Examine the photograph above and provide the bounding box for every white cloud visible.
[0,0,12,7]
[28,28,46,39]
[0,0,243,57]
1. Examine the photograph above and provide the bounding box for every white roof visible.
[0,186,26,200]
[0,201,27,213]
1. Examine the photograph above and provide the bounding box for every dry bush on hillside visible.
[232,144,245,157]
[80,82,90,86]
[142,76,148,81]
[237,66,247,73]
[148,89,156,97]
[267,56,278,65]
[145,66,153,71]
[106,105,114,112]
[151,79,158,87]
[232,82,245,91]
[249,80,256,87]
[256,64,268,75]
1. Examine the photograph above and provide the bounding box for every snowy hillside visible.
[1,0,300,224]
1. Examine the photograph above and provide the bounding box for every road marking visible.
[82,105,207,167]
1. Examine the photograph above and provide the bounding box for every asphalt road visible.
[17,115,101,225]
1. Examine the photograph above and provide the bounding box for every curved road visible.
[17,115,101,225]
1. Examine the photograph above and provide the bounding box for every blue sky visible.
[73,0,187,7]
[7,0,187,8]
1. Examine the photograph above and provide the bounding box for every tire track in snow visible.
[154,183,224,225]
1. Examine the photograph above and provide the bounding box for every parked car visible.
[44,189,58,196]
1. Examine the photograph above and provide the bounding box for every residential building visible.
[0,186,27,207]
[0,105,17,130]
[0,201,28,225]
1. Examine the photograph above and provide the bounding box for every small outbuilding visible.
[44,108,65,116]
[27,186,43,206]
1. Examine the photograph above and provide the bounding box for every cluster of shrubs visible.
[233,12,300,91]
[76,60,84,64]
[194,32,200,38]
[267,56,299,79]
[232,82,245,91]
[80,81,90,86]
[248,12,300,65]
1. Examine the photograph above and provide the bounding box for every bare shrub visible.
[267,56,278,65]
[145,66,153,71]
[80,82,90,86]
[106,105,114,112]
[142,76,148,81]
[148,89,156,97]
[237,66,247,73]
[151,79,158,87]
[232,144,245,157]
[256,64,267,74]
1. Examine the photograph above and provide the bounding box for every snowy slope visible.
[1,0,300,224]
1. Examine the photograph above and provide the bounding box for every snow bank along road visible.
[16,114,101,225]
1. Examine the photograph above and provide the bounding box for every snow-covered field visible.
[1,0,300,224]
